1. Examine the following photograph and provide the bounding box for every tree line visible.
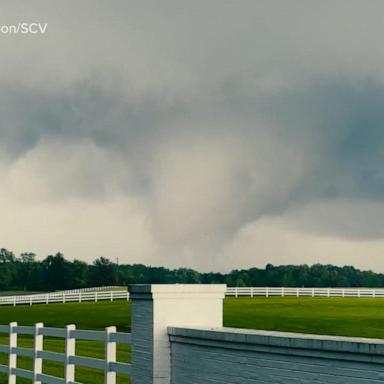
[0,248,384,291]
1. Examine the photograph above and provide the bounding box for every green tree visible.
[90,257,118,286]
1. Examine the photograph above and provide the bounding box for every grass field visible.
[1,297,384,383]
[224,297,384,338]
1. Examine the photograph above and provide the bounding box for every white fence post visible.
[104,326,117,384]
[64,324,76,383]
[129,284,226,384]
[8,322,17,384]
[33,322,43,384]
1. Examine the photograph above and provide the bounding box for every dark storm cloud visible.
[0,81,181,155]
[267,79,384,204]
[2,74,384,230]
[2,0,384,270]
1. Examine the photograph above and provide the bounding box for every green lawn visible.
[0,301,131,332]
[0,297,384,383]
[224,297,384,338]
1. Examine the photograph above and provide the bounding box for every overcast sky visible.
[1,1,384,271]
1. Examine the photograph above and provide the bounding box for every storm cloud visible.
[1,0,384,271]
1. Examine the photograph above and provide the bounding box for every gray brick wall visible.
[131,299,154,384]
[169,327,384,384]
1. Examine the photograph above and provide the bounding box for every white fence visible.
[0,290,129,307]
[226,286,384,298]
[0,322,131,384]
[2,286,384,307]
[52,286,126,294]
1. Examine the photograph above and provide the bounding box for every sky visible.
[1,1,384,272]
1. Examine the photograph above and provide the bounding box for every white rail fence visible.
[226,286,384,298]
[2,286,384,307]
[52,286,126,295]
[0,322,131,384]
[0,291,130,307]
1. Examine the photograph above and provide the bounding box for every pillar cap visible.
[128,284,227,300]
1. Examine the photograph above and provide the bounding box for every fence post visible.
[64,324,76,383]
[33,322,43,384]
[8,322,17,384]
[128,284,226,384]
[104,326,117,384]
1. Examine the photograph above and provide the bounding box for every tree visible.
[42,253,71,290]
[90,257,118,286]
[69,260,89,288]
[15,252,36,290]
[0,248,16,290]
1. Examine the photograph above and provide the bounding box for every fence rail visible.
[53,286,126,294]
[0,322,131,384]
[0,291,129,307]
[226,286,384,298]
[2,286,384,307]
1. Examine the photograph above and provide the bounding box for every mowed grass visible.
[224,297,384,338]
[0,297,384,383]
[0,301,131,332]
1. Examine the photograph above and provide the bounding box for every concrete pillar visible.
[128,284,227,384]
